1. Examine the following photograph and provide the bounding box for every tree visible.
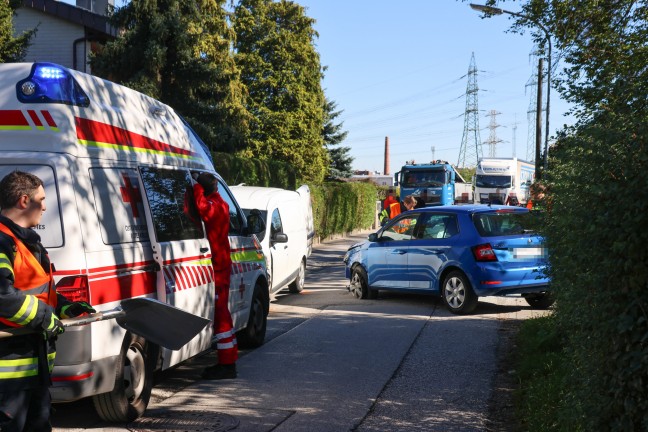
[323,98,352,179]
[493,1,648,429]
[0,0,36,62]
[232,0,328,183]
[91,0,249,153]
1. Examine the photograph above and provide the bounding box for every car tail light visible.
[56,275,90,303]
[472,243,498,262]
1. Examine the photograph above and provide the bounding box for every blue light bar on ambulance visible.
[16,63,90,107]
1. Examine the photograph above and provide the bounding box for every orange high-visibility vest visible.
[389,202,402,219]
[0,223,56,327]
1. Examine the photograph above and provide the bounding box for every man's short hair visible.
[0,170,43,210]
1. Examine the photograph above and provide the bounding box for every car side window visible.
[416,214,459,240]
[381,215,417,242]
[139,167,204,242]
[216,182,244,236]
[270,209,283,238]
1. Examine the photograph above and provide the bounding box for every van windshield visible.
[475,174,512,188]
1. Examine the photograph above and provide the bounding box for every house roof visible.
[21,0,118,38]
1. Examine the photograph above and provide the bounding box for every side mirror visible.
[272,232,288,244]
[368,233,378,242]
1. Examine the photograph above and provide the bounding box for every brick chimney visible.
[384,136,390,175]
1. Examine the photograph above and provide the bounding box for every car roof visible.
[229,185,300,210]
[412,204,528,215]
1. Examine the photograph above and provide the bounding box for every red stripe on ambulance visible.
[75,117,196,157]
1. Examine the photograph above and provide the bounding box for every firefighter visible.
[379,188,399,226]
[0,171,95,431]
[192,173,238,380]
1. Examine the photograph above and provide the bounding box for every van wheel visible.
[237,282,268,349]
[92,334,157,422]
[442,271,478,314]
[289,259,306,293]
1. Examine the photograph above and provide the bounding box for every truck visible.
[394,160,472,206]
[474,157,535,205]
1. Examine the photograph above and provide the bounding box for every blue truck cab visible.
[394,160,467,206]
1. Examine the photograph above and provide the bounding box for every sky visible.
[297,0,573,175]
[64,0,572,176]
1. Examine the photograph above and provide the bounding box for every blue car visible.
[343,205,551,314]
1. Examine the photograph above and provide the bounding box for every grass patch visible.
[514,314,572,431]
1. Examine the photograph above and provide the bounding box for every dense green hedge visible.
[308,181,378,239]
[542,113,648,430]
[212,152,379,239]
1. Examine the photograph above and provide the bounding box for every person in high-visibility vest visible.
[388,195,417,233]
[193,173,238,380]
[379,188,399,226]
[0,171,95,431]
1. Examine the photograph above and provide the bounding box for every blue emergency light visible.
[16,62,90,107]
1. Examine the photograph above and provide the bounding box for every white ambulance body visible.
[0,62,269,421]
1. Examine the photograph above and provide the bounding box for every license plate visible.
[514,247,542,258]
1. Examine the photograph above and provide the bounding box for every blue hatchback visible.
[343,205,551,314]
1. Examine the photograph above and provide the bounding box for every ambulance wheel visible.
[92,333,158,422]
[289,259,306,293]
[237,282,268,349]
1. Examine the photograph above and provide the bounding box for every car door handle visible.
[199,247,209,253]
[391,250,407,255]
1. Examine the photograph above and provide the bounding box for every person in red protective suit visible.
[0,171,95,431]
[193,172,237,380]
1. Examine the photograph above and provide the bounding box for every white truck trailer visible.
[474,158,535,205]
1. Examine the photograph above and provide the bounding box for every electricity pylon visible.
[484,110,503,158]
[457,52,482,168]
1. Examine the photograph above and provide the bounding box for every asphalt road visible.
[52,232,547,431]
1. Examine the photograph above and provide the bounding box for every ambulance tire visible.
[92,333,158,422]
[237,282,268,349]
[288,258,306,293]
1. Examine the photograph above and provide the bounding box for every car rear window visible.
[472,210,543,237]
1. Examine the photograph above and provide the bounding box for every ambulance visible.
[0,62,269,421]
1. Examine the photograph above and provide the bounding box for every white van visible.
[230,185,314,296]
[0,62,269,421]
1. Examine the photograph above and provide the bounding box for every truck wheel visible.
[289,259,306,293]
[237,282,268,349]
[92,333,157,422]
[442,271,478,314]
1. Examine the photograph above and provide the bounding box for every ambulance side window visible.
[216,182,244,235]
[90,168,150,244]
[139,167,204,242]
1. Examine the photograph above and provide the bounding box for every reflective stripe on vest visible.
[0,352,56,379]
[0,223,56,327]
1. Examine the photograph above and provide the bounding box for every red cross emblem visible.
[120,173,142,219]
[238,278,245,299]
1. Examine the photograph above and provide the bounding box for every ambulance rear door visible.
[137,166,214,368]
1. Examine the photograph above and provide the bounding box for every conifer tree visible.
[0,0,36,62]
[91,0,249,152]
[233,0,328,182]
[323,98,353,179]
